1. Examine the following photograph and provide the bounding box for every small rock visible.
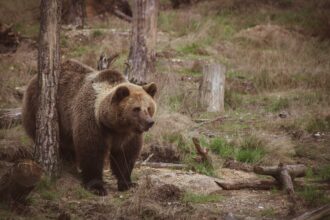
[258,205,264,209]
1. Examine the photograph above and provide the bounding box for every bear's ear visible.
[112,86,130,103]
[143,83,157,98]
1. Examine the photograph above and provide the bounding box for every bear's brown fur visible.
[22,62,157,195]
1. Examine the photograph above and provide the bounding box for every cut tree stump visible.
[199,63,226,112]
[0,108,22,129]
[0,160,43,203]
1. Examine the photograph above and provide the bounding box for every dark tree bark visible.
[63,0,86,28]
[125,0,158,84]
[35,0,61,178]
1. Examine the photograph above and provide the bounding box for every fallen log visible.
[215,179,277,190]
[292,204,330,220]
[136,162,187,170]
[0,160,43,203]
[254,164,307,179]
[0,108,22,129]
[223,159,254,172]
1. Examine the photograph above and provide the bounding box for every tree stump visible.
[0,160,43,203]
[125,0,159,84]
[199,63,226,112]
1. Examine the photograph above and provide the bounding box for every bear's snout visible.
[146,119,155,129]
[142,117,154,131]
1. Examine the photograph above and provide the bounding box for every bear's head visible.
[98,82,157,134]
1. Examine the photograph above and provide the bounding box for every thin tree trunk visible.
[35,0,61,178]
[125,0,158,84]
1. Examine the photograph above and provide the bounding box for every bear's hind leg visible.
[110,135,142,191]
[75,135,108,196]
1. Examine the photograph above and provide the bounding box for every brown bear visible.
[22,62,157,195]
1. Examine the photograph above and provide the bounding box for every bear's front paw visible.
[85,180,108,196]
[118,181,138,191]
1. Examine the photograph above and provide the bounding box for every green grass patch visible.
[179,68,202,77]
[208,135,265,164]
[209,137,236,158]
[73,187,93,199]
[268,97,289,112]
[225,89,243,110]
[13,22,39,38]
[305,115,330,133]
[259,208,276,217]
[298,186,330,206]
[168,94,184,112]
[183,192,223,204]
[177,43,203,56]
[237,135,265,163]
[36,177,60,201]
[92,30,103,38]
[69,46,91,57]
[317,164,330,182]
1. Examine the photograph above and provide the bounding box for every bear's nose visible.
[147,120,154,129]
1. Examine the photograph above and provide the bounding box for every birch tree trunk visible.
[199,63,226,112]
[125,0,158,84]
[35,0,61,178]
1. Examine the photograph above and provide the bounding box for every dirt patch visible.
[140,144,181,163]
[149,184,183,202]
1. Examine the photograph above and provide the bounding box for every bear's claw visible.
[85,180,108,196]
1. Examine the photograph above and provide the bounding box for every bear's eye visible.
[133,107,141,113]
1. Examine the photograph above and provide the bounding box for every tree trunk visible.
[35,0,61,178]
[125,0,158,84]
[63,0,86,28]
[199,63,226,112]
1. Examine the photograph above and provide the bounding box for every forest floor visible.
[0,0,330,219]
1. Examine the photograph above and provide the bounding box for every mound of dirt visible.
[140,144,181,163]
[235,24,304,47]
[150,184,183,202]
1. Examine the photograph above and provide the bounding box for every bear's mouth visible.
[135,125,150,133]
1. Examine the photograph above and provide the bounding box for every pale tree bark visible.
[35,0,61,178]
[125,0,158,84]
[199,63,226,112]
